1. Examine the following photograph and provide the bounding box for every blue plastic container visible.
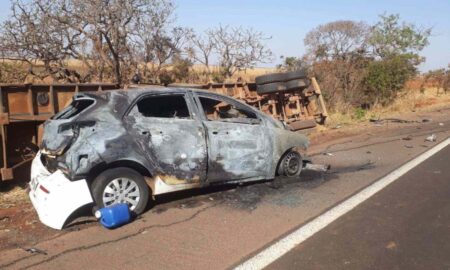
[95,203,131,229]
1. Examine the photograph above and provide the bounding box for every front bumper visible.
[29,152,93,230]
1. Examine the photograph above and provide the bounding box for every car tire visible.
[255,73,287,85]
[285,78,310,91]
[278,151,303,177]
[256,82,286,94]
[91,167,150,215]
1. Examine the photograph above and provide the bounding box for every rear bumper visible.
[29,152,93,230]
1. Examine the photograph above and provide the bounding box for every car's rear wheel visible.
[278,151,303,177]
[91,167,149,215]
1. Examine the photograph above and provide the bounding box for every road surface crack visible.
[1,202,220,270]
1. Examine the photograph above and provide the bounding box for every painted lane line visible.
[235,137,450,270]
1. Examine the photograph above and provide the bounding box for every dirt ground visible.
[1,102,449,253]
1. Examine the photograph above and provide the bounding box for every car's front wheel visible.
[91,167,150,215]
[278,151,303,177]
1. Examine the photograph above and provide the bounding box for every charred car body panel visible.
[40,88,309,186]
[30,87,309,229]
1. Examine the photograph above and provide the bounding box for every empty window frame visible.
[198,96,258,122]
[132,95,191,119]
[53,98,94,120]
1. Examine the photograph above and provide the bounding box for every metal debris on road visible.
[23,247,47,255]
[402,135,413,141]
[323,152,334,156]
[369,118,419,124]
[425,134,437,142]
[304,163,330,172]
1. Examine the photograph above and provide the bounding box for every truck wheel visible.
[256,82,286,94]
[285,78,311,91]
[278,151,303,177]
[284,70,307,81]
[255,73,287,85]
[91,167,150,215]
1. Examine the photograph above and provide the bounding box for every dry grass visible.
[326,87,450,128]
[0,186,28,208]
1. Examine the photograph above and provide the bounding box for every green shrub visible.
[363,54,417,105]
[353,107,366,120]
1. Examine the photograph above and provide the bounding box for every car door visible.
[124,92,207,184]
[194,93,272,183]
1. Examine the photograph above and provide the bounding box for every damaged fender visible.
[29,152,93,230]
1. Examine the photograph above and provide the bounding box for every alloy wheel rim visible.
[102,178,140,210]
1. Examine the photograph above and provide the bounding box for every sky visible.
[0,0,449,72]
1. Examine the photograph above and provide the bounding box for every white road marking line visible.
[235,137,450,270]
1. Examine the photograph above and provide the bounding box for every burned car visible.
[29,88,309,229]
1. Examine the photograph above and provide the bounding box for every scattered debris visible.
[369,118,419,124]
[323,152,334,156]
[333,125,342,129]
[358,160,375,171]
[421,118,432,123]
[439,122,444,126]
[23,247,47,255]
[404,145,414,148]
[425,134,437,142]
[402,135,413,141]
[366,151,372,154]
[385,241,398,250]
[304,163,330,172]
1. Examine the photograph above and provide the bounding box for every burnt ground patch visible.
[149,165,357,213]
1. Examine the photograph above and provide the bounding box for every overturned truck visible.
[171,71,328,131]
[0,72,327,182]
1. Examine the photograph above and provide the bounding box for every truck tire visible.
[256,82,286,94]
[255,73,287,85]
[91,167,150,216]
[285,78,310,91]
[284,70,307,81]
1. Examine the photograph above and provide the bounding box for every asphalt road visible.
[1,111,450,270]
[267,143,450,270]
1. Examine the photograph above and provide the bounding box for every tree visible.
[136,26,192,82]
[304,20,371,110]
[209,25,273,78]
[304,20,370,61]
[187,32,215,74]
[53,0,171,86]
[363,14,432,105]
[369,14,431,60]
[0,0,83,81]
[363,54,417,105]
[277,56,309,72]
[0,0,177,85]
